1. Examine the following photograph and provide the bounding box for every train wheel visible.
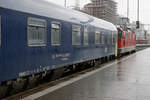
[42,71,53,82]
[9,79,26,95]
[0,84,8,99]
[26,75,40,89]
[50,68,65,81]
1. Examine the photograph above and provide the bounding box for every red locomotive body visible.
[117,28,136,55]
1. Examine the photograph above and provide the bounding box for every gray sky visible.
[45,0,150,24]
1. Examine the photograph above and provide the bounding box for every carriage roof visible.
[0,0,117,31]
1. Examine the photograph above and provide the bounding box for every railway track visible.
[2,51,138,100]
[1,51,145,100]
[2,59,118,100]
[3,46,150,100]
[2,46,148,100]
[136,46,150,52]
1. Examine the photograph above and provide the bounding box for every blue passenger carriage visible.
[0,0,117,97]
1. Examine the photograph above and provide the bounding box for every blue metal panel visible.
[0,7,117,82]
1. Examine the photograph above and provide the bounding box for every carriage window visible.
[84,27,88,45]
[28,17,47,46]
[100,32,105,44]
[51,22,61,45]
[111,32,114,44]
[95,31,100,44]
[133,34,134,40]
[107,34,110,44]
[72,25,81,45]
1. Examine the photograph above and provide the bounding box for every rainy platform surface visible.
[23,48,150,100]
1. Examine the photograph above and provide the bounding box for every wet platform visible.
[23,48,150,100]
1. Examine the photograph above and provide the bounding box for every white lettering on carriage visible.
[19,66,51,77]
[52,53,70,61]
[19,53,71,77]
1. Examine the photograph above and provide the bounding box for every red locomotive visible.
[117,28,136,56]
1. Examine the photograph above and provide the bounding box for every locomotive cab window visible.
[28,17,47,46]
[118,31,122,40]
[51,22,61,45]
[84,27,88,45]
[95,31,100,44]
[72,25,81,45]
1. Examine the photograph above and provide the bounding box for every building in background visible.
[83,0,117,24]
[74,0,150,44]
[128,22,149,44]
